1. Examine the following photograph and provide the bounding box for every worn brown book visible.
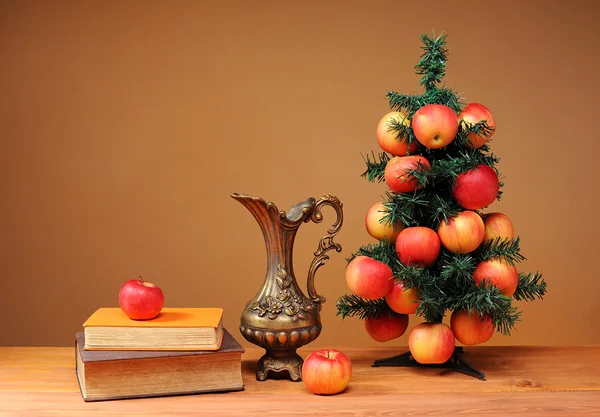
[75,329,244,402]
[83,307,224,351]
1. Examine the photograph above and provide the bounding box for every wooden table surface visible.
[1,345,599,416]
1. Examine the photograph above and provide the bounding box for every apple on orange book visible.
[302,349,352,395]
[119,276,165,320]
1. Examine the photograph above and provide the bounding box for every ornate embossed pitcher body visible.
[231,193,343,381]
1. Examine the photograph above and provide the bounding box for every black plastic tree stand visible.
[372,347,486,381]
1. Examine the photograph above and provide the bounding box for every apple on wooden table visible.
[119,276,164,320]
[302,349,352,395]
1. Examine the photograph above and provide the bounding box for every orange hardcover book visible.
[83,308,224,351]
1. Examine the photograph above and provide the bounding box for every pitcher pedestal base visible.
[256,350,303,382]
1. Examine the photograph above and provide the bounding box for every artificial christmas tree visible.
[336,33,547,380]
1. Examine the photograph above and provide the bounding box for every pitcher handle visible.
[307,195,343,304]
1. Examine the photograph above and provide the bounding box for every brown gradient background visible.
[1,0,599,348]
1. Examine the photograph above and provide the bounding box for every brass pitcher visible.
[231,193,343,381]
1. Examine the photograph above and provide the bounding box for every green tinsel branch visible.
[386,88,462,116]
[438,252,477,285]
[413,298,446,324]
[423,87,463,112]
[386,92,425,116]
[429,193,462,228]
[336,286,520,335]
[360,151,389,183]
[513,272,547,302]
[415,33,449,91]
[383,189,461,230]
[427,148,501,182]
[475,237,526,265]
[392,262,424,289]
[394,264,448,323]
[346,240,398,267]
[447,283,520,336]
[336,294,392,320]
[386,117,418,151]
[384,191,432,228]
[406,159,433,189]
[459,119,496,148]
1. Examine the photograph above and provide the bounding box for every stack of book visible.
[76,307,245,402]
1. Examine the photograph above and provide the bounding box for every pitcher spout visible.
[230,193,316,230]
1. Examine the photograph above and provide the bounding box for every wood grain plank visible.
[1,346,599,416]
[5,346,599,394]
[1,392,599,416]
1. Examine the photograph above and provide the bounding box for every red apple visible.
[345,256,394,300]
[472,259,518,297]
[395,226,441,267]
[385,155,431,193]
[411,104,459,149]
[365,313,409,342]
[408,322,455,364]
[458,103,496,149]
[450,310,495,345]
[482,212,514,242]
[302,349,352,395]
[365,202,404,243]
[437,211,485,254]
[452,165,500,210]
[376,111,419,156]
[385,280,420,314]
[119,276,164,320]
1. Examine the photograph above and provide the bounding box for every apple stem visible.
[138,275,144,284]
